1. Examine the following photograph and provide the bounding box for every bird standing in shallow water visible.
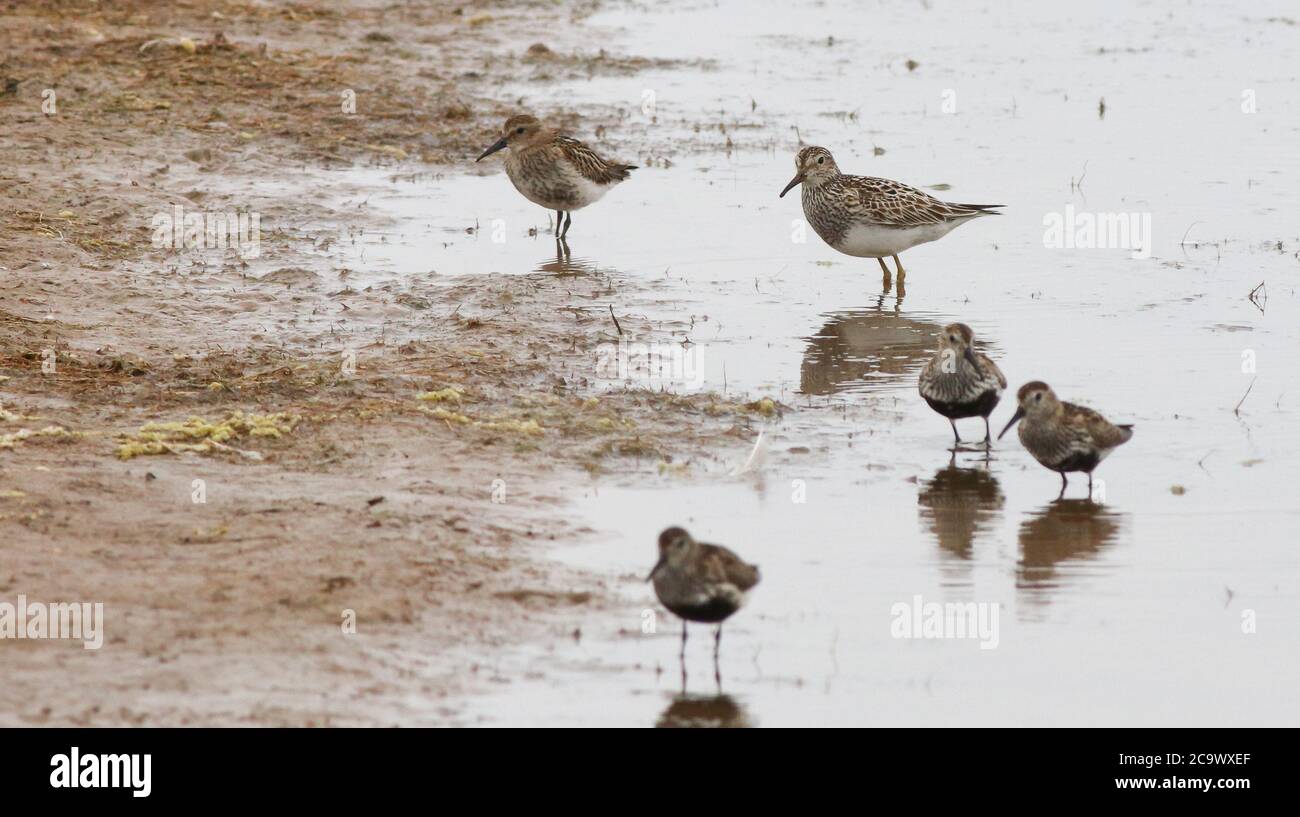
[780,146,1001,290]
[476,114,636,241]
[918,322,1007,444]
[647,527,760,663]
[999,381,1134,501]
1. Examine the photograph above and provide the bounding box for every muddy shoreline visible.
[8,0,1297,729]
[0,0,752,725]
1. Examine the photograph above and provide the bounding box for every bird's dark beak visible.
[779,172,805,198]
[645,554,666,582]
[998,407,1025,440]
[476,137,508,162]
[963,347,978,367]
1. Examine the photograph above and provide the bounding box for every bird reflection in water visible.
[1016,499,1124,613]
[655,620,751,727]
[534,237,601,276]
[655,694,754,728]
[917,457,1005,588]
[800,303,946,396]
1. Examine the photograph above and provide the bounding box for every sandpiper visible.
[476,114,636,240]
[647,526,760,660]
[779,146,1001,285]
[999,381,1134,500]
[918,322,1007,444]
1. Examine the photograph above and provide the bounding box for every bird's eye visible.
[515,127,525,134]
[949,335,957,342]
[816,157,825,164]
[1035,393,1042,402]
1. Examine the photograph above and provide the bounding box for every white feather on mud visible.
[729,431,769,476]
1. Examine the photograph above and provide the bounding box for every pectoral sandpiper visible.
[918,322,1007,444]
[999,381,1134,500]
[647,526,760,660]
[779,146,1001,286]
[476,114,636,240]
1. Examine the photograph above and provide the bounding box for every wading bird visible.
[918,322,1007,444]
[476,114,636,241]
[999,381,1134,500]
[647,526,760,663]
[780,146,1001,288]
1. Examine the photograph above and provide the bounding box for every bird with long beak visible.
[999,381,1134,500]
[918,322,1007,444]
[646,527,760,661]
[779,146,1002,288]
[475,114,636,241]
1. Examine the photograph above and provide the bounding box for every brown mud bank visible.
[0,0,752,724]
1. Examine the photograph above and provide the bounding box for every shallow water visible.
[337,0,1299,725]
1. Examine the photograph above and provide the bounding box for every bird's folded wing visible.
[841,176,980,227]
[1065,402,1131,449]
[978,353,1008,390]
[556,136,632,184]
[699,544,761,591]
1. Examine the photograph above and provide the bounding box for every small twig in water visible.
[1234,377,1256,416]
[1070,160,1088,192]
[608,304,622,336]
[1248,281,1267,313]
[1197,449,1215,474]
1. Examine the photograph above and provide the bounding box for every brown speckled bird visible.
[780,146,1001,286]
[999,381,1134,500]
[647,526,760,660]
[918,322,1007,444]
[476,114,635,239]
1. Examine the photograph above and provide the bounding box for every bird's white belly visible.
[834,222,958,257]
[568,175,612,210]
[509,164,612,212]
